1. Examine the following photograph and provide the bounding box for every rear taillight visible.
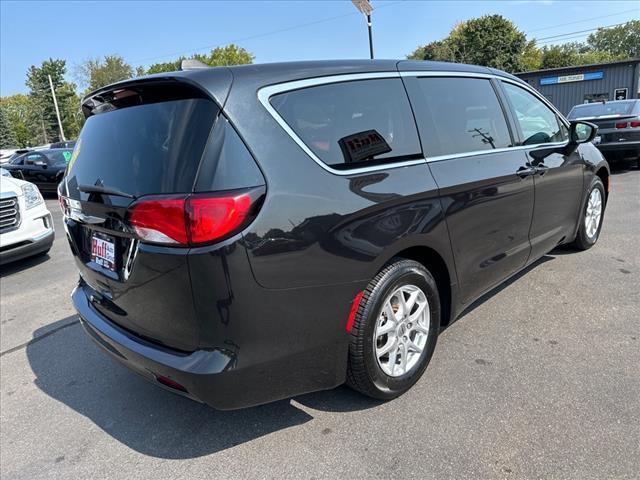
[187,194,252,244]
[630,121,640,128]
[129,197,187,244]
[615,122,628,129]
[127,188,263,246]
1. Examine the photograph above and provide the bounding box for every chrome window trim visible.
[257,72,427,176]
[400,70,571,129]
[424,141,569,163]
[257,70,571,175]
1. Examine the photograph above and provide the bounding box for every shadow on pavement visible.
[25,254,567,458]
[0,252,51,278]
[454,254,555,322]
[26,315,379,459]
[609,162,639,174]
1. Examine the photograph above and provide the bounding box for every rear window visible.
[568,101,635,119]
[270,78,422,169]
[66,96,218,198]
[46,150,73,167]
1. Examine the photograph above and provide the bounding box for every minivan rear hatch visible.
[61,79,220,352]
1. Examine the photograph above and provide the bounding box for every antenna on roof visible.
[180,59,209,71]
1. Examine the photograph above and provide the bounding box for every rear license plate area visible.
[91,232,116,271]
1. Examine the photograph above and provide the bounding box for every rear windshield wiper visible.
[78,184,137,199]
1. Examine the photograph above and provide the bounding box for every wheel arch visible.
[595,166,610,203]
[383,245,454,328]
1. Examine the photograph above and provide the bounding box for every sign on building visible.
[540,71,604,86]
[614,88,628,101]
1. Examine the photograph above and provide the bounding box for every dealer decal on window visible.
[339,129,391,164]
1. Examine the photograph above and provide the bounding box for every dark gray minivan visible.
[59,60,609,409]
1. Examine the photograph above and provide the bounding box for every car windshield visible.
[568,101,636,119]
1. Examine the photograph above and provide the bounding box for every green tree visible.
[539,43,581,69]
[406,15,527,73]
[75,54,134,93]
[0,108,17,149]
[539,42,622,69]
[521,40,542,71]
[147,44,254,74]
[0,94,35,147]
[25,58,81,143]
[408,39,457,62]
[147,58,185,74]
[587,20,640,58]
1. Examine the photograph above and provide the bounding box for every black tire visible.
[346,259,440,400]
[570,176,605,251]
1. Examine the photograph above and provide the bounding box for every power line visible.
[525,9,638,34]
[132,0,405,66]
[536,31,609,46]
[534,21,633,43]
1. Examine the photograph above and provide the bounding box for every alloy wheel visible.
[585,188,603,239]
[373,284,430,377]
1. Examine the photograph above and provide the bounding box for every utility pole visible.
[47,74,66,142]
[351,0,374,59]
[367,12,374,59]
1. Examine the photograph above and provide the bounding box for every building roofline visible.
[516,58,640,76]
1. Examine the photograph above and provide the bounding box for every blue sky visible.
[1,0,638,95]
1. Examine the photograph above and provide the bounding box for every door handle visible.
[516,165,537,178]
[535,163,550,176]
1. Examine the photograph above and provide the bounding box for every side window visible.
[270,79,422,169]
[502,82,568,145]
[408,77,513,157]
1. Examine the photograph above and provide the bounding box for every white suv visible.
[0,169,55,265]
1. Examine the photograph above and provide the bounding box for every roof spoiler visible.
[180,59,209,71]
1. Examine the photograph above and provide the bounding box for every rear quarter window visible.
[269,78,422,170]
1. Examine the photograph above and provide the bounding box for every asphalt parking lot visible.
[1,169,638,479]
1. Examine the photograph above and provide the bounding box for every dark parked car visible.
[568,99,640,166]
[0,148,31,165]
[4,148,73,193]
[58,60,609,410]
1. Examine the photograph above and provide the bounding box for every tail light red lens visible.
[615,122,628,129]
[187,194,252,245]
[630,121,640,128]
[127,189,261,246]
[129,197,188,244]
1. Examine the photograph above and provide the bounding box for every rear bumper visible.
[72,280,348,409]
[73,283,239,408]
[596,141,640,156]
[0,228,54,265]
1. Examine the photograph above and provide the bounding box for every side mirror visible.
[570,121,598,144]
